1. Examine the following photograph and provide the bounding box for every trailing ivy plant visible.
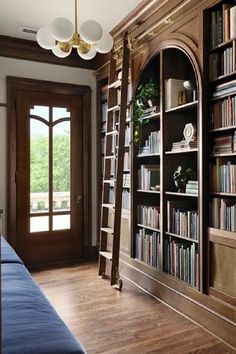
[130,79,159,144]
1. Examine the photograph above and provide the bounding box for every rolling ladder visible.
[98,34,130,290]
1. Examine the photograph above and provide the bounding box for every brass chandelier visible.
[36,0,114,60]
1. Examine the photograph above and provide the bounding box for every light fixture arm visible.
[74,0,78,34]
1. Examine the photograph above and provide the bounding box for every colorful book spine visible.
[137,205,160,229]
[136,228,160,268]
[211,161,236,193]
[210,198,236,231]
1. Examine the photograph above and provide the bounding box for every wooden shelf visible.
[210,152,236,157]
[208,227,236,248]
[137,153,160,157]
[140,112,161,121]
[165,101,198,113]
[165,148,198,154]
[137,189,160,194]
[210,192,236,197]
[137,224,160,232]
[165,231,198,243]
[209,37,235,53]
[165,191,198,197]
[210,71,236,85]
[209,125,236,132]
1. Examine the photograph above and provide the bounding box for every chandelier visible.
[36,0,114,60]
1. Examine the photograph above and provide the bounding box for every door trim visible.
[7,76,91,261]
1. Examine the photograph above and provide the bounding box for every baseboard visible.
[119,255,236,349]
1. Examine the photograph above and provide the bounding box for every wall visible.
[0,56,97,245]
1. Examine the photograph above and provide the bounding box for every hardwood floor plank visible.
[32,263,235,354]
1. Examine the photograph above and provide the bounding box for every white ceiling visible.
[0,0,143,41]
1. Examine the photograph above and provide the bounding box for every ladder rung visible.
[106,130,118,136]
[100,251,112,260]
[107,105,120,112]
[103,179,116,184]
[108,80,121,89]
[105,155,116,159]
[101,227,114,234]
[102,203,115,209]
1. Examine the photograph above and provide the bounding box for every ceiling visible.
[0,0,143,41]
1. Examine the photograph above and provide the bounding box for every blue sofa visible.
[1,237,86,354]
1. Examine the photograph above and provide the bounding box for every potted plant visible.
[130,80,159,144]
[173,166,196,192]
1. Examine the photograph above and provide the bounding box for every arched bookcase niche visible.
[131,43,205,292]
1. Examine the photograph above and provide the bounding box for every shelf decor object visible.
[173,166,196,192]
[36,0,114,60]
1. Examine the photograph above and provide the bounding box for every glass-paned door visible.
[16,92,83,265]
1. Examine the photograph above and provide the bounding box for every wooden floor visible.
[32,263,235,354]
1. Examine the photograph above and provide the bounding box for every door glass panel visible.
[30,216,49,232]
[53,107,71,122]
[53,215,70,230]
[30,105,49,121]
[30,119,49,214]
[53,121,71,213]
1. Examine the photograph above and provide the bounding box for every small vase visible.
[174,179,186,193]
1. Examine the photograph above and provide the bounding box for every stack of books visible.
[141,106,158,117]
[171,140,197,151]
[212,133,236,154]
[186,180,198,195]
[213,80,236,97]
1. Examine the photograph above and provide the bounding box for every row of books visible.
[186,180,198,195]
[213,79,236,97]
[108,188,130,210]
[125,126,131,146]
[209,47,234,81]
[138,165,160,191]
[137,205,160,230]
[171,140,197,151]
[164,238,199,288]
[139,130,160,155]
[212,133,236,154]
[167,200,199,240]
[211,161,236,193]
[136,229,160,268]
[210,96,236,129]
[123,174,130,187]
[210,5,236,48]
[210,198,236,231]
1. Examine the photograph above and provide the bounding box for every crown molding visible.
[0,35,108,70]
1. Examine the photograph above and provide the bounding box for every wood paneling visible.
[32,263,235,353]
[0,35,106,70]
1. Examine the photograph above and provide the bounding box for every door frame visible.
[7,76,91,261]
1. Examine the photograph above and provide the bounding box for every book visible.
[230,6,236,39]
[165,78,186,110]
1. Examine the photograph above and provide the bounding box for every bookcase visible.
[96,0,236,346]
[206,0,236,303]
[131,48,201,289]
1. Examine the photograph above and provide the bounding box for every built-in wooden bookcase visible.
[132,48,201,289]
[206,0,236,304]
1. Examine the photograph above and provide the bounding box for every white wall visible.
[0,56,97,245]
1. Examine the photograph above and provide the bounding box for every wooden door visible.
[15,91,84,265]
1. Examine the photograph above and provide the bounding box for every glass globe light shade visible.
[51,17,74,42]
[36,26,56,50]
[52,44,72,58]
[77,47,97,60]
[80,20,103,44]
[95,32,114,53]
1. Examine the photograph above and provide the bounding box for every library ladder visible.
[98,33,130,290]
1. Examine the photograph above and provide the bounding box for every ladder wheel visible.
[115,278,123,291]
